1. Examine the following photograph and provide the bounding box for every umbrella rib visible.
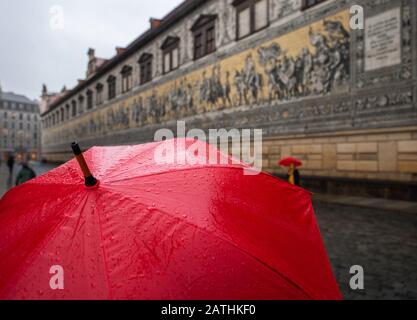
[103,187,314,299]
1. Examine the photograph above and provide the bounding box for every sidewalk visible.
[313,193,417,215]
[0,162,59,198]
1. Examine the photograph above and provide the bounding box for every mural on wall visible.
[44,10,350,146]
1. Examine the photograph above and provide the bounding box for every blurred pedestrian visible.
[15,162,36,186]
[7,155,15,175]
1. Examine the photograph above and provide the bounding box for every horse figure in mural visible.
[232,55,264,107]
[197,65,233,111]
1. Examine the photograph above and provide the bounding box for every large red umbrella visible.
[0,139,341,300]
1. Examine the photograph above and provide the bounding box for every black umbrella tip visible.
[71,142,82,156]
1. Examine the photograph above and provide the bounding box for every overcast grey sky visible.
[0,0,183,101]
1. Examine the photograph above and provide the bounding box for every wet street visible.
[314,201,417,300]
[0,162,416,299]
[0,162,59,198]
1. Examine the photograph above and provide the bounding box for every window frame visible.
[301,0,327,11]
[65,104,70,120]
[233,0,270,41]
[86,90,94,110]
[71,100,77,117]
[138,53,153,85]
[107,75,117,100]
[161,36,180,75]
[96,83,104,106]
[121,65,133,93]
[78,95,84,114]
[191,15,217,60]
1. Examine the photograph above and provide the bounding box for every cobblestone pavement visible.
[313,201,417,300]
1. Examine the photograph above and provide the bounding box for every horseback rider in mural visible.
[294,48,313,97]
[196,64,231,111]
[233,54,263,106]
[243,54,258,104]
[167,78,194,117]
[323,19,350,88]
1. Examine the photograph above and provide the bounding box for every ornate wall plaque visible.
[365,7,402,71]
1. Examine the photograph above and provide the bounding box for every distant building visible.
[0,84,41,161]
[40,0,417,201]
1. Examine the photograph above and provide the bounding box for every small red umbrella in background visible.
[279,157,303,186]
[0,139,341,300]
[279,157,303,167]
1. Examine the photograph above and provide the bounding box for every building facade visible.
[0,86,41,161]
[41,0,417,200]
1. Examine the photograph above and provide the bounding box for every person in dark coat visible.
[7,155,15,175]
[15,162,36,186]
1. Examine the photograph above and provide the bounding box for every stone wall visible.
[41,0,417,200]
[265,128,417,180]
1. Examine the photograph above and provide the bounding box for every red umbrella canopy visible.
[279,157,303,167]
[0,139,341,300]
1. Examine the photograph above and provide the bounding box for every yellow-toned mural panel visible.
[44,10,350,147]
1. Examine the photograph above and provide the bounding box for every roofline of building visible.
[0,92,38,105]
[43,0,209,116]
